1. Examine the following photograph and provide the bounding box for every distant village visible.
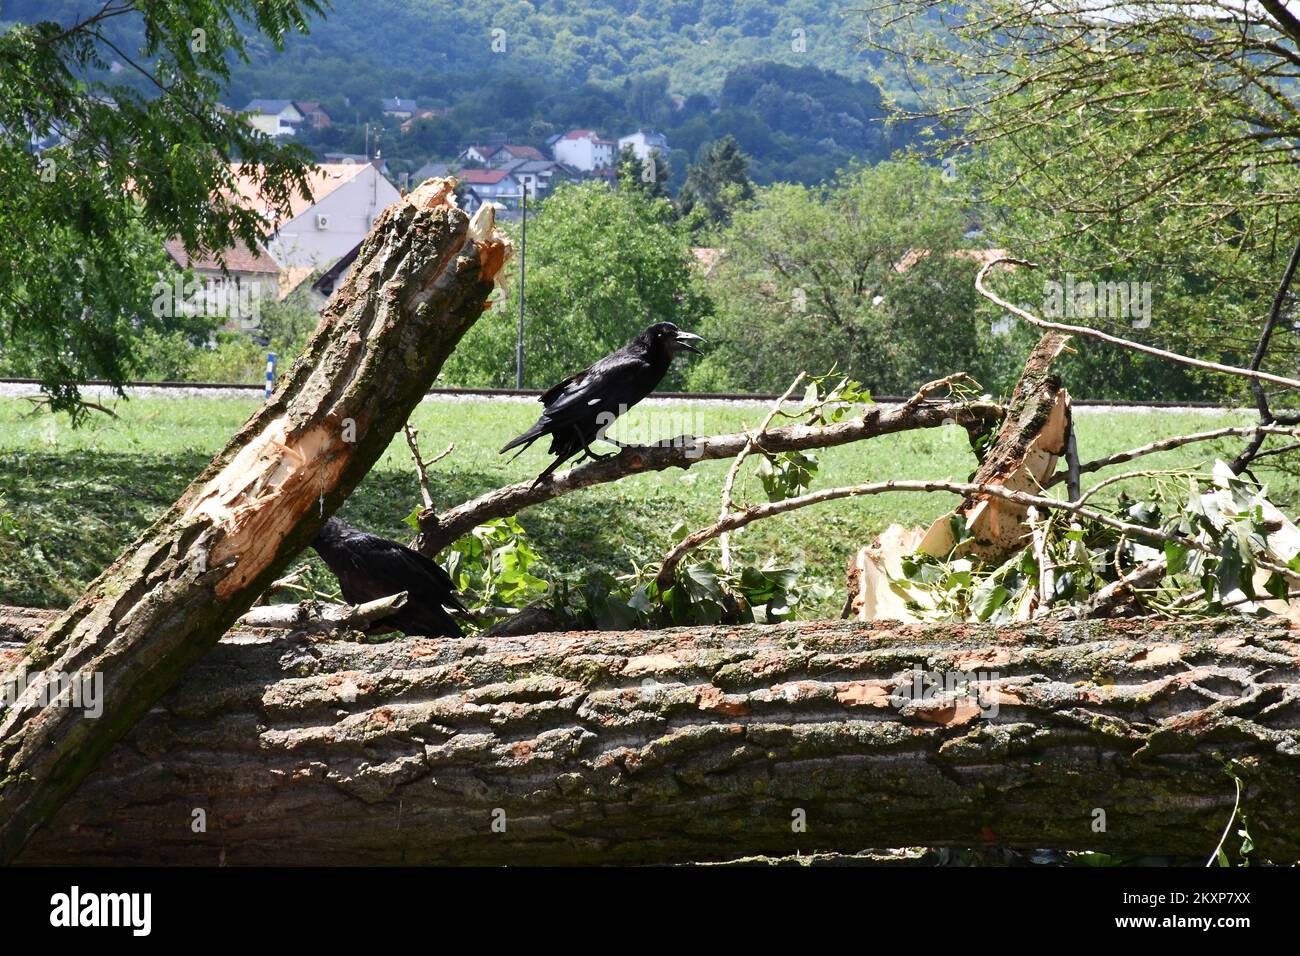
[169,95,672,328]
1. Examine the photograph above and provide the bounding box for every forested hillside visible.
[2,0,921,184]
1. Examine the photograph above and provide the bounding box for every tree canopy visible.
[0,0,325,415]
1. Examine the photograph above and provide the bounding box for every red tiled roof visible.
[459,168,512,185]
[563,129,597,140]
[164,238,280,275]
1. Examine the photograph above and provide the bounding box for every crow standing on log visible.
[500,321,704,484]
[311,517,463,637]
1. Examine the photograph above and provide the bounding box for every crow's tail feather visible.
[499,422,546,456]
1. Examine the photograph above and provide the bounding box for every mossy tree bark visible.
[5,610,1298,865]
[0,181,509,863]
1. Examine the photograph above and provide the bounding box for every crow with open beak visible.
[499,321,704,485]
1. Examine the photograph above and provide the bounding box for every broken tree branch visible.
[0,179,510,863]
[1231,235,1300,473]
[415,395,1004,556]
[237,593,409,633]
[654,477,1300,592]
[1044,424,1300,488]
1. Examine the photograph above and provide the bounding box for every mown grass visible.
[0,395,1289,617]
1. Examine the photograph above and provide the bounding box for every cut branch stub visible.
[0,179,509,863]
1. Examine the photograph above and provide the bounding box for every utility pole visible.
[515,185,527,389]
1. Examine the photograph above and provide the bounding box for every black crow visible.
[311,517,464,637]
[500,321,703,484]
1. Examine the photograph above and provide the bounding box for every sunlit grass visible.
[0,395,1282,616]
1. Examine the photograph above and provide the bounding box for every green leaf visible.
[970,580,1008,621]
[1164,541,1189,575]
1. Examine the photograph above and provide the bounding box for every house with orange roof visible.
[163,161,401,329]
[231,161,401,271]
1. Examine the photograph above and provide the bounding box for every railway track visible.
[0,376,1252,410]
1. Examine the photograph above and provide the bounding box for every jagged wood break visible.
[4,612,1299,864]
[0,179,509,862]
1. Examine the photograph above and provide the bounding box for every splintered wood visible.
[850,334,1073,622]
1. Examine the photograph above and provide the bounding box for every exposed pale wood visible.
[918,333,1072,564]
[0,180,509,863]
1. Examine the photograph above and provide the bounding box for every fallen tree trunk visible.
[0,180,509,862]
[5,608,1299,864]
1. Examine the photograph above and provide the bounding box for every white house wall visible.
[267,166,400,270]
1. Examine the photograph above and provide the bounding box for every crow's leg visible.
[580,434,619,460]
[530,450,576,488]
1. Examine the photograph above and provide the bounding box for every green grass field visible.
[0,395,1285,617]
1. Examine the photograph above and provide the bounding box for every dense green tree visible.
[687,159,980,395]
[615,144,671,199]
[0,0,324,415]
[883,1,1300,401]
[677,135,755,227]
[441,182,710,389]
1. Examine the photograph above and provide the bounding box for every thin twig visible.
[1206,775,1244,867]
[975,257,1300,391]
[1043,424,1300,487]
[404,423,452,514]
[719,372,806,572]
[654,477,1300,592]
[900,372,977,410]
[1232,235,1300,473]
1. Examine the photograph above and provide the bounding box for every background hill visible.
[3,0,926,185]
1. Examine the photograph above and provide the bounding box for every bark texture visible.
[5,609,1299,865]
[0,181,508,862]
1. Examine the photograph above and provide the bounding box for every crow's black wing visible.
[537,349,656,432]
[537,365,592,406]
[364,538,464,611]
[327,534,460,608]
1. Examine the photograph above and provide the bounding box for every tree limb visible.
[7,611,1300,864]
[0,180,509,863]
[654,477,1300,592]
[415,396,1004,556]
[237,594,409,633]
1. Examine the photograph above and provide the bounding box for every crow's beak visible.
[673,330,704,355]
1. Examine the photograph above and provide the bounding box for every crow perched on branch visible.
[500,321,704,484]
[311,517,463,637]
